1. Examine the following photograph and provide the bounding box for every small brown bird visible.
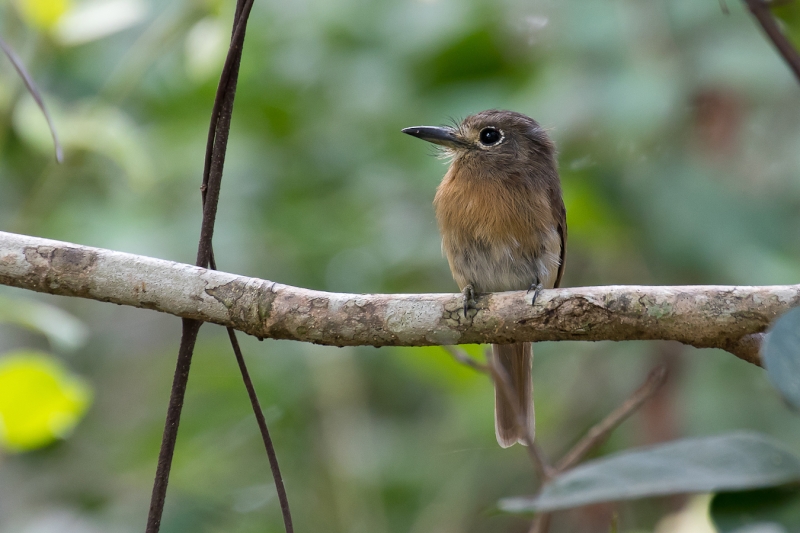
[403,110,566,447]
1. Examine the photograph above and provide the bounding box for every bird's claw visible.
[527,282,544,307]
[462,285,476,317]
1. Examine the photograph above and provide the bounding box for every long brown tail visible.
[492,342,533,448]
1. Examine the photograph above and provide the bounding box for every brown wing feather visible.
[552,190,567,289]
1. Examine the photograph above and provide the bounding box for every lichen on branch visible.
[1,231,794,366]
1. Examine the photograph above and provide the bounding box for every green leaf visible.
[763,307,800,410]
[772,2,800,51]
[712,487,800,533]
[500,433,800,513]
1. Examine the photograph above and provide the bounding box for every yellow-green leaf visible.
[0,350,92,452]
[14,0,72,30]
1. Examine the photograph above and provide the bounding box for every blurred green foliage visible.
[712,487,800,533]
[2,0,800,531]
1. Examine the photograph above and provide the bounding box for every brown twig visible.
[200,1,293,532]
[226,327,293,532]
[199,0,293,529]
[145,318,201,533]
[529,514,551,533]
[743,0,800,83]
[441,345,489,373]
[767,0,796,7]
[521,366,667,533]
[0,36,62,163]
[555,365,668,472]
[145,1,283,533]
[196,0,253,269]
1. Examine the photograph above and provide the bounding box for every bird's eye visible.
[479,127,502,146]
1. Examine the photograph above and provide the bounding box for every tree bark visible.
[1,231,792,366]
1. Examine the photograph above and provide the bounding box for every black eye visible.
[479,127,502,146]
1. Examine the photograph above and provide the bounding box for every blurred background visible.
[1,0,800,531]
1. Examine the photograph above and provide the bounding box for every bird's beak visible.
[402,126,466,149]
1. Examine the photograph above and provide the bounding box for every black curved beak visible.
[402,126,466,149]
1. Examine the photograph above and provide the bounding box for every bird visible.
[402,110,566,447]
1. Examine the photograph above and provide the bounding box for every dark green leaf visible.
[500,433,800,513]
[764,307,800,410]
[772,2,800,50]
[712,487,800,533]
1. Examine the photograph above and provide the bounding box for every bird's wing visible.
[552,190,567,289]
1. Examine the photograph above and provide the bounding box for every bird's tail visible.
[492,342,533,448]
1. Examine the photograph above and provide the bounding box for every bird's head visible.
[402,109,555,170]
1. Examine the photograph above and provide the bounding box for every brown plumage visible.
[403,110,566,447]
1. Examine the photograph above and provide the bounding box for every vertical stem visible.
[227,328,294,532]
[529,513,551,533]
[144,2,256,532]
[145,319,201,532]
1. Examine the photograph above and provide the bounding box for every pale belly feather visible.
[443,226,561,293]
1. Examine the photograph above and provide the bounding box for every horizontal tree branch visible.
[0,231,795,366]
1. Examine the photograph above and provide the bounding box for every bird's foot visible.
[527,281,544,307]
[462,284,476,317]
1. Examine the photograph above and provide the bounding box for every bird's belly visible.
[444,233,560,293]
